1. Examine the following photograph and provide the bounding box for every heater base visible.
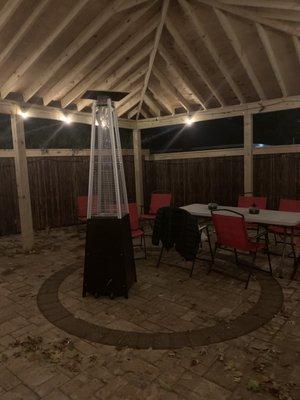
[83,214,136,299]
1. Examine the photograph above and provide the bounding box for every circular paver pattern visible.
[37,258,283,349]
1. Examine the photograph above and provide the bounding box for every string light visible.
[186,117,194,126]
[62,114,72,124]
[19,110,29,119]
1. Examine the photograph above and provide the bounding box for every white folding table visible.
[181,203,300,277]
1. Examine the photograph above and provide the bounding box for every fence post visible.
[244,112,253,195]
[11,110,34,250]
[133,128,144,213]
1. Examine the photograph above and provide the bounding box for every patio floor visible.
[0,226,299,400]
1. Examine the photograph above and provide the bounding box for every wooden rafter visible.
[0,0,50,70]
[1,0,89,99]
[116,85,143,110]
[152,65,191,111]
[118,0,152,12]
[23,0,121,102]
[215,8,266,100]
[140,109,149,118]
[112,62,148,92]
[135,0,169,120]
[61,16,157,109]
[248,8,300,22]
[127,105,139,119]
[158,44,207,109]
[218,0,300,10]
[76,46,151,112]
[117,93,141,117]
[166,17,226,106]
[256,23,288,97]
[198,0,300,37]
[293,35,300,65]
[144,93,161,116]
[0,0,23,32]
[148,82,174,114]
[43,3,150,106]
[178,0,245,104]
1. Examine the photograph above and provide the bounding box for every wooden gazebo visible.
[0,0,299,249]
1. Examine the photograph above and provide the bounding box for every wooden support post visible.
[244,112,253,195]
[11,112,34,250]
[133,129,144,213]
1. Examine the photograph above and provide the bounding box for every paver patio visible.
[0,226,299,399]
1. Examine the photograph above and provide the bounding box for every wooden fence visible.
[0,152,299,236]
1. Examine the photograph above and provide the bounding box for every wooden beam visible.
[0,148,149,158]
[247,8,300,22]
[1,0,89,99]
[112,62,148,91]
[0,0,50,72]
[158,44,207,109]
[166,17,226,106]
[118,0,151,12]
[116,85,143,110]
[140,108,150,118]
[0,0,23,31]
[136,94,300,128]
[117,93,141,117]
[293,35,300,65]
[198,0,300,36]
[23,0,121,102]
[61,17,157,108]
[43,4,149,106]
[0,98,136,129]
[133,129,144,210]
[76,45,152,111]
[256,23,288,97]
[11,112,34,250]
[178,0,245,104]
[152,65,191,111]
[217,0,300,10]
[136,0,169,119]
[148,82,174,114]
[127,106,139,119]
[144,93,162,116]
[215,8,267,100]
[243,112,253,195]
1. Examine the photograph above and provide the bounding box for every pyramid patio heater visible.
[82,91,136,299]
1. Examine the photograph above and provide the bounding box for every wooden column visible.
[133,128,144,212]
[243,112,253,195]
[11,111,34,250]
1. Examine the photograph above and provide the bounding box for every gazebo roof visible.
[0,0,299,122]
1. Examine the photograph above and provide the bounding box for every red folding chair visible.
[129,203,146,259]
[211,209,272,288]
[268,199,300,273]
[140,192,172,221]
[238,195,267,233]
[77,196,88,223]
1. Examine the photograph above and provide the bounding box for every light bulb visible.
[62,115,72,124]
[186,117,194,126]
[20,110,28,119]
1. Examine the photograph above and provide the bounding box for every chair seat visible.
[131,229,144,238]
[269,225,300,235]
[140,214,156,220]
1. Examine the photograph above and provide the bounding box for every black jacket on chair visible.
[152,207,200,261]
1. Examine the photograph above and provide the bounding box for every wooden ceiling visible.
[0,0,299,120]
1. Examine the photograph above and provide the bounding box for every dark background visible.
[0,108,299,152]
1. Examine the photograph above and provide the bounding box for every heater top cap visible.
[81,90,129,101]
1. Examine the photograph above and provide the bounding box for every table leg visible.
[278,228,287,278]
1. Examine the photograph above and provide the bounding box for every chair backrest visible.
[279,198,300,213]
[77,196,88,218]
[128,203,140,231]
[238,195,267,209]
[212,210,250,251]
[149,192,172,215]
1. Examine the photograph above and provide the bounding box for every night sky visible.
[0,108,299,152]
